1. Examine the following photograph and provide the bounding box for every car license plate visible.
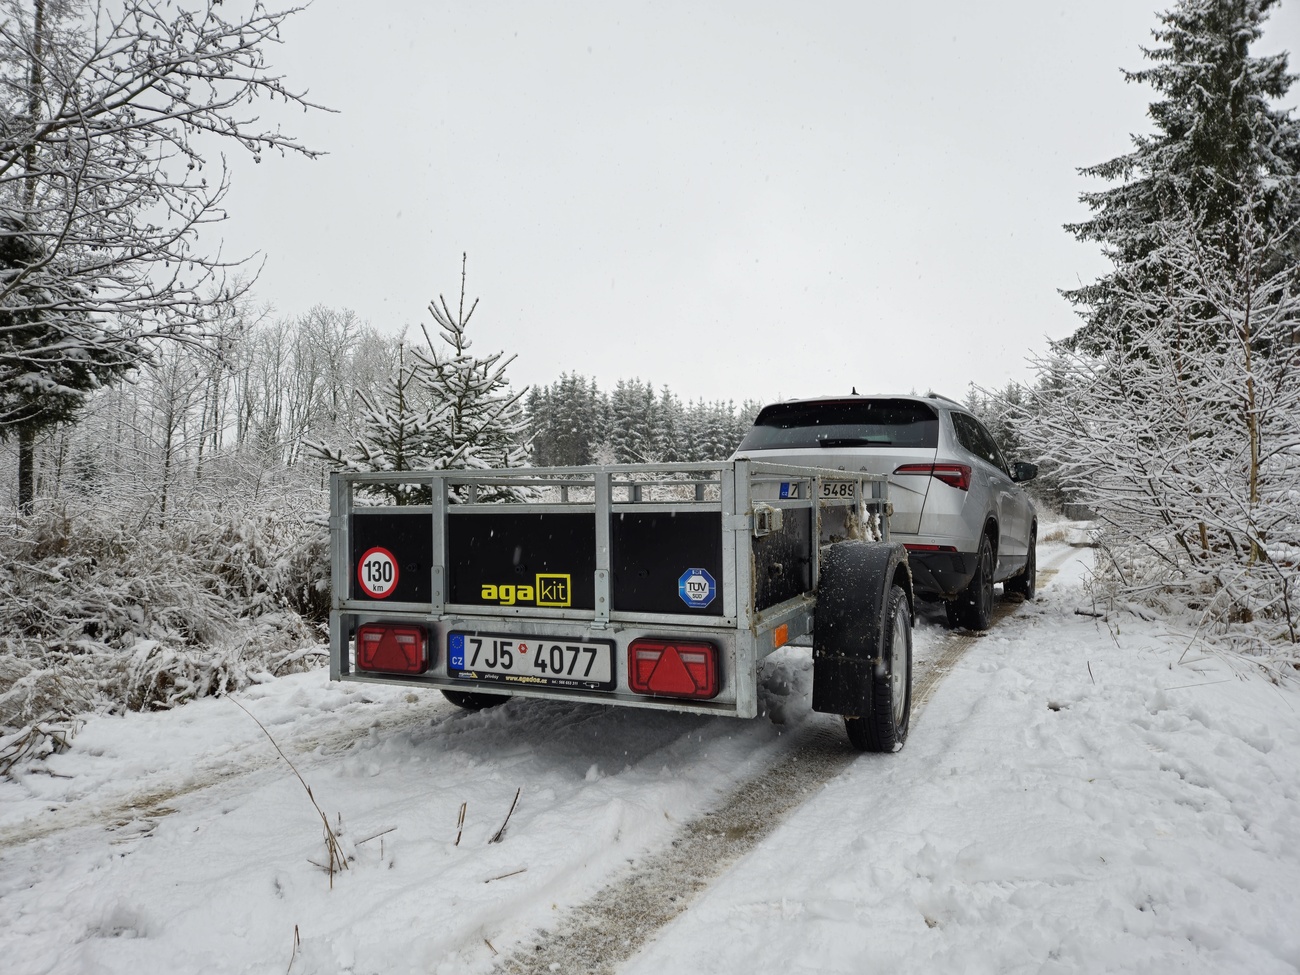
[448,632,616,691]
[821,479,856,500]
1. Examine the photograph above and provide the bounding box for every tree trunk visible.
[17,426,35,513]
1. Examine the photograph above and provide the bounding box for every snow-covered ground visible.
[2,532,1298,975]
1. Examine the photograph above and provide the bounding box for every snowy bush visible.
[1020,209,1300,656]
[0,485,330,766]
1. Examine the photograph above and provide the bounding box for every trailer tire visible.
[843,583,912,752]
[440,689,507,712]
[811,540,912,753]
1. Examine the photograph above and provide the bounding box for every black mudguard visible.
[811,540,912,717]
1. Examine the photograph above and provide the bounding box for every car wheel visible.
[948,533,994,631]
[843,583,912,752]
[1005,528,1036,601]
[440,689,507,711]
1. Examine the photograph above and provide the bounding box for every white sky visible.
[212,0,1300,405]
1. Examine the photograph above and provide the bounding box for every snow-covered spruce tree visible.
[1023,202,1299,647]
[310,341,445,505]
[314,256,529,503]
[605,378,657,463]
[0,0,322,510]
[409,255,530,501]
[525,372,603,466]
[1063,0,1300,354]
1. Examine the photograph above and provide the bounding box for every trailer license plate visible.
[448,632,616,691]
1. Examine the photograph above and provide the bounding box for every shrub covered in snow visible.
[0,484,330,767]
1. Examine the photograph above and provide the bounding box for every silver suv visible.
[732,393,1038,630]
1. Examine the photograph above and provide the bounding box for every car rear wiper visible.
[818,437,886,447]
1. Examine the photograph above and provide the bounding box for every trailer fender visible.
[811,540,912,720]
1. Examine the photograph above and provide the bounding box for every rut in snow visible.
[494,601,1019,975]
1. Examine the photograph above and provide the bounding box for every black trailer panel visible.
[447,510,597,610]
[350,510,434,603]
[610,511,724,616]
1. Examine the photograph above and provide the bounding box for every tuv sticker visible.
[357,546,400,599]
[678,568,717,609]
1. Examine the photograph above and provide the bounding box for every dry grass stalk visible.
[231,698,349,887]
[489,788,520,844]
[0,722,75,777]
[484,867,527,884]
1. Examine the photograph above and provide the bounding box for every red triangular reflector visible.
[648,645,697,695]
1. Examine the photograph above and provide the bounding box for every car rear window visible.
[736,399,940,450]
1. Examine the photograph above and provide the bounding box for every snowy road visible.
[3,534,1299,975]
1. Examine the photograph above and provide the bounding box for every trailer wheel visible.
[843,583,912,752]
[440,689,507,712]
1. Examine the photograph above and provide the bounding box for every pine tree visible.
[607,379,656,463]
[410,255,529,499]
[310,341,444,505]
[1063,0,1300,353]
[312,255,529,503]
[524,384,553,466]
[652,386,683,463]
[549,373,600,466]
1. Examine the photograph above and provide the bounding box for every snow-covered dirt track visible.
[3,535,1299,975]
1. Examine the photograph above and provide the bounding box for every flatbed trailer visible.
[328,460,915,751]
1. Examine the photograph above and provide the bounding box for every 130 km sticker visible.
[357,546,399,599]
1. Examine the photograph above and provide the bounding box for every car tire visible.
[1005,528,1036,601]
[440,689,507,711]
[947,533,994,631]
[843,583,912,752]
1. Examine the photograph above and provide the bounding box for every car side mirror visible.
[1012,461,1038,483]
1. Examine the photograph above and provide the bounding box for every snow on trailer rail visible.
[328,461,911,749]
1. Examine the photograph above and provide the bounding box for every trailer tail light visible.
[893,463,972,491]
[628,639,719,700]
[356,623,429,675]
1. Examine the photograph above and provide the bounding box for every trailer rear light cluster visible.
[628,639,719,700]
[893,462,972,491]
[356,623,429,675]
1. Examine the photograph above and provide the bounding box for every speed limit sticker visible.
[357,546,400,599]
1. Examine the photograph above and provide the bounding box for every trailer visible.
[328,460,915,751]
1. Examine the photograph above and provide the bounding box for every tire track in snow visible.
[0,700,436,851]
[497,718,856,975]
[495,547,1087,975]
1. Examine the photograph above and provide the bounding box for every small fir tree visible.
[312,255,529,503]
[410,255,530,499]
[311,341,444,505]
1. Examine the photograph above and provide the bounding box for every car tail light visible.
[356,623,429,674]
[893,463,972,491]
[903,543,960,553]
[628,639,719,700]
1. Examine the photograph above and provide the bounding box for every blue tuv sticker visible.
[678,568,717,609]
[449,632,465,669]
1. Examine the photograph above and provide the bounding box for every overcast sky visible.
[213,0,1300,406]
